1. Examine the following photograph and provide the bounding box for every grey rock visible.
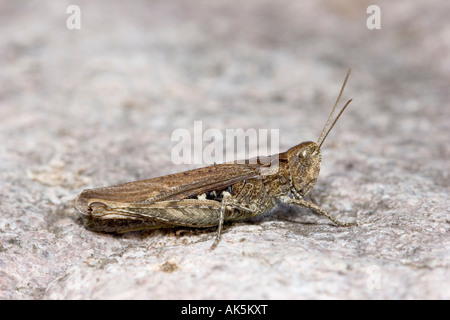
[0,0,449,299]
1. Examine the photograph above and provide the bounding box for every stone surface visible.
[0,0,449,299]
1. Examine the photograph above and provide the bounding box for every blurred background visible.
[0,0,448,299]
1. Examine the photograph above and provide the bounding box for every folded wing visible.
[76,163,261,215]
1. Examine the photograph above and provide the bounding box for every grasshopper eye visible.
[298,149,310,167]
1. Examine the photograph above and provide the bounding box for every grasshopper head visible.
[285,68,353,199]
[287,141,321,198]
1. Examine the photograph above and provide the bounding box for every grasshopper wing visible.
[76,163,261,215]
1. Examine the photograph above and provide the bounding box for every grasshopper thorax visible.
[286,141,321,198]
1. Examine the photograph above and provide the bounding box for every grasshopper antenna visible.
[317,67,352,149]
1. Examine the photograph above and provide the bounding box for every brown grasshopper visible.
[75,68,356,249]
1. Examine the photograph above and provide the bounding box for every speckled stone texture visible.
[0,0,449,299]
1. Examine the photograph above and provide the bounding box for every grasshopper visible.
[75,68,357,249]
